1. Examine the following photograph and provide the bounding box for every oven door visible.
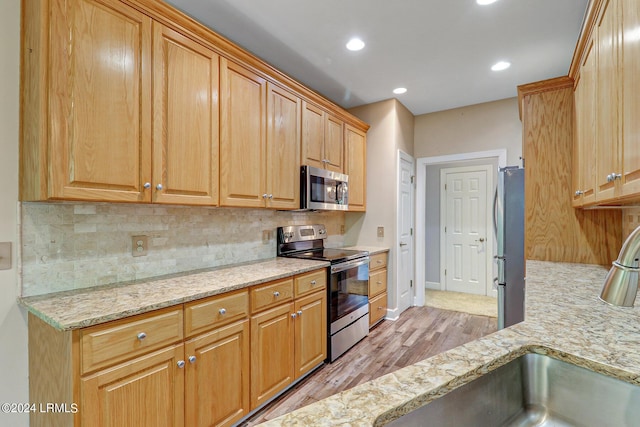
[329,257,369,332]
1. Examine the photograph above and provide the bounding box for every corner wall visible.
[346,99,414,317]
[0,1,29,425]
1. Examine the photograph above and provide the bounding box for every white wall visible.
[0,0,29,425]
[346,99,414,317]
[414,97,522,166]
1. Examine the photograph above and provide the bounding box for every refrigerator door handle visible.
[497,283,505,330]
[495,256,505,285]
[492,187,498,239]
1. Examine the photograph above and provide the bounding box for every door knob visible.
[399,242,408,247]
[476,238,485,242]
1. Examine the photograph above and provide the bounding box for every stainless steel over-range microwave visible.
[300,165,349,211]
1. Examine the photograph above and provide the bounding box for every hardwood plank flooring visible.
[242,306,497,426]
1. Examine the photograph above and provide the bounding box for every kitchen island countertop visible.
[258,260,640,426]
[19,257,329,330]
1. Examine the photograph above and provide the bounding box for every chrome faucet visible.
[600,225,640,307]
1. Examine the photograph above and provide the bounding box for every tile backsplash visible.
[20,202,345,296]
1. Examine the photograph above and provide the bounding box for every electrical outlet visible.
[262,230,271,244]
[132,235,148,257]
[377,227,384,238]
[0,242,11,270]
[340,225,345,234]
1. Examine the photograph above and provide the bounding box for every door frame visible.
[440,164,494,296]
[396,150,415,313]
[415,149,506,306]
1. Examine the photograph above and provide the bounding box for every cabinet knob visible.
[143,182,151,189]
[614,173,622,180]
[219,308,226,315]
[574,190,584,196]
[377,260,383,264]
[297,310,303,316]
[137,332,147,340]
[377,281,382,285]
[262,193,268,199]
[188,355,196,364]
[291,313,297,319]
[156,184,163,191]
[268,194,273,199]
[273,291,280,297]
[378,306,384,310]
[177,360,186,368]
[310,280,316,285]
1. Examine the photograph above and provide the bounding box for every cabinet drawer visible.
[369,268,387,297]
[294,269,327,297]
[80,307,183,374]
[369,252,387,271]
[251,278,294,313]
[369,292,387,327]
[185,290,249,337]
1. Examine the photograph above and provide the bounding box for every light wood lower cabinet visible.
[368,251,388,328]
[185,319,250,427]
[80,344,185,427]
[29,269,326,426]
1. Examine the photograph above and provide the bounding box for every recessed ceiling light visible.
[477,0,498,5]
[491,61,511,71]
[346,38,365,51]
[393,87,407,95]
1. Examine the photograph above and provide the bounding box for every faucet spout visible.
[600,225,640,307]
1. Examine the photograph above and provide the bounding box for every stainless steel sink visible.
[383,353,640,426]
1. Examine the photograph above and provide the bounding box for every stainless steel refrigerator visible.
[495,166,525,329]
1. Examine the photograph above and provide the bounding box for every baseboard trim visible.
[425,281,441,291]
[384,307,400,321]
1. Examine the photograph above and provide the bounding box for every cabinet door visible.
[345,124,367,211]
[301,101,325,169]
[152,24,219,205]
[49,0,152,202]
[620,0,640,197]
[266,83,301,209]
[80,344,184,427]
[595,0,620,202]
[250,303,294,409]
[294,291,327,379]
[573,38,597,207]
[220,58,266,207]
[184,320,250,427]
[325,114,344,173]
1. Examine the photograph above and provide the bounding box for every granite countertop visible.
[342,246,389,255]
[259,260,640,426]
[19,257,329,330]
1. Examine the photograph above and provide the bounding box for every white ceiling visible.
[166,0,589,116]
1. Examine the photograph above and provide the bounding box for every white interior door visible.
[397,151,415,314]
[441,165,492,295]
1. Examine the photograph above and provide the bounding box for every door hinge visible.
[410,280,413,288]
[444,183,447,191]
[410,228,413,236]
[445,269,447,276]
[444,226,447,233]
[411,175,415,184]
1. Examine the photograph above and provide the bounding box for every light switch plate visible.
[377,227,384,238]
[0,242,12,270]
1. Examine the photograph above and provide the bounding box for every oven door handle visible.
[330,257,370,274]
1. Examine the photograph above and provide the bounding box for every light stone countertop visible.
[19,257,329,330]
[341,246,389,255]
[258,260,640,426]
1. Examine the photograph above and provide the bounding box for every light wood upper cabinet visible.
[324,114,344,173]
[620,0,640,197]
[152,23,220,205]
[21,0,153,202]
[302,101,344,173]
[345,124,367,211]
[219,58,267,208]
[595,0,619,202]
[573,38,597,207]
[266,83,301,209]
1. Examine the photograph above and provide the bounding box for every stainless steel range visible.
[277,224,370,361]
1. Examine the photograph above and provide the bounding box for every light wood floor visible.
[242,306,497,426]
